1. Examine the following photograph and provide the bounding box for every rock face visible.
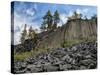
[36,19,97,49]
[65,19,97,40]
[14,19,97,52]
[14,42,97,73]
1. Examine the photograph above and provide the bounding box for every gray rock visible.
[43,65,59,71]
[14,68,27,74]
[14,42,97,73]
[79,59,94,66]
[71,46,77,51]
[14,62,27,71]
[59,64,72,70]
[27,64,44,72]
[79,66,87,70]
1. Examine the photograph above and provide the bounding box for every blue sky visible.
[12,1,97,45]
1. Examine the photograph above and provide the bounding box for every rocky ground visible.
[14,42,97,74]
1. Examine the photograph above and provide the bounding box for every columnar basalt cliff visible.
[65,19,97,40]
[35,19,97,49]
[14,18,97,53]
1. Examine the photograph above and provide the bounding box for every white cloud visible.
[14,31,21,45]
[14,22,40,45]
[68,11,73,17]
[60,14,68,24]
[26,22,41,33]
[67,8,90,19]
[13,10,41,45]
[26,8,36,16]
[58,21,63,27]
[14,20,41,45]
[25,3,37,16]
[76,9,81,14]
[76,8,89,14]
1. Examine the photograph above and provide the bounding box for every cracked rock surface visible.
[14,42,97,74]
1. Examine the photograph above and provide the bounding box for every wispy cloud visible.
[26,8,36,16]
[60,14,68,24]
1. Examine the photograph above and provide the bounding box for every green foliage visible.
[61,36,97,48]
[61,40,80,48]
[91,14,97,24]
[20,24,27,44]
[68,11,82,20]
[40,10,60,31]
[28,26,36,39]
[91,14,97,20]
[42,10,53,31]
[14,48,50,61]
[74,11,78,18]
[20,24,37,45]
[14,51,32,61]
[40,21,47,31]
[53,10,60,29]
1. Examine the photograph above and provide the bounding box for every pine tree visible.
[91,14,97,25]
[20,24,27,44]
[40,20,47,32]
[28,26,35,39]
[41,10,53,31]
[74,11,78,19]
[91,14,97,21]
[53,10,60,30]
